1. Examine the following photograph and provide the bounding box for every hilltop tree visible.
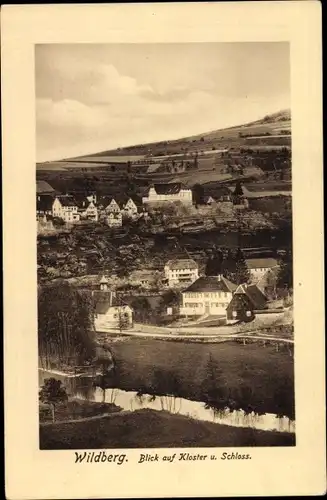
[39,378,68,422]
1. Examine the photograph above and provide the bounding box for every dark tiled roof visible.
[245,258,278,269]
[153,183,186,195]
[226,293,254,313]
[36,180,55,194]
[98,196,114,209]
[56,195,77,207]
[235,284,267,310]
[166,259,198,270]
[117,195,142,207]
[245,285,267,309]
[36,194,53,212]
[183,276,237,293]
[73,193,90,208]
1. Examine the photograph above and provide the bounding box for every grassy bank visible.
[39,399,121,423]
[40,409,295,449]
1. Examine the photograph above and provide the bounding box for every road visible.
[98,323,293,344]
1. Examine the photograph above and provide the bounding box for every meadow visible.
[40,409,295,449]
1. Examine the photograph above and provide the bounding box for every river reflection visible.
[39,369,295,434]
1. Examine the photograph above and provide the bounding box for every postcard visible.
[2,2,325,498]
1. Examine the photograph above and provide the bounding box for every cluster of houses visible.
[36,178,251,229]
[36,181,147,227]
[164,256,279,322]
[92,256,279,332]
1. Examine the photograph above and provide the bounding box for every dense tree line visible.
[205,248,250,285]
[38,281,96,369]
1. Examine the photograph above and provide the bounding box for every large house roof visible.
[36,180,56,194]
[56,195,77,207]
[152,183,187,195]
[37,194,54,212]
[245,258,278,269]
[226,292,254,313]
[235,284,267,310]
[166,259,198,270]
[183,275,237,293]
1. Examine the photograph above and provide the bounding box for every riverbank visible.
[40,408,295,449]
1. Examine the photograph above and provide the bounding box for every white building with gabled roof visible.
[52,195,80,223]
[142,183,192,205]
[164,259,199,287]
[180,275,237,317]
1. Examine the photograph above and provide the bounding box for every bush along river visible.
[38,364,295,434]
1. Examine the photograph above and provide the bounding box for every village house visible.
[74,194,99,222]
[52,195,80,223]
[93,280,133,331]
[226,283,268,323]
[74,193,99,222]
[142,183,193,205]
[120,197,140,219]
[245,257,279,281]
[180,275,237,317]
[105,198,121,214]
[107,211,123,228]
[164,259,199,287]
[83,200,98,222]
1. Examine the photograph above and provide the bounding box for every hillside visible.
[71,109,291,160]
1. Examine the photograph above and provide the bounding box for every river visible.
[39,368,295,434]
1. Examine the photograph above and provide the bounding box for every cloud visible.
[36,52,290,161]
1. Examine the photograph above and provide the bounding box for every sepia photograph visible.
[36,42,295,450]
[3,3,324,499]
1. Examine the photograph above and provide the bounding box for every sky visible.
[36,42,290,162]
